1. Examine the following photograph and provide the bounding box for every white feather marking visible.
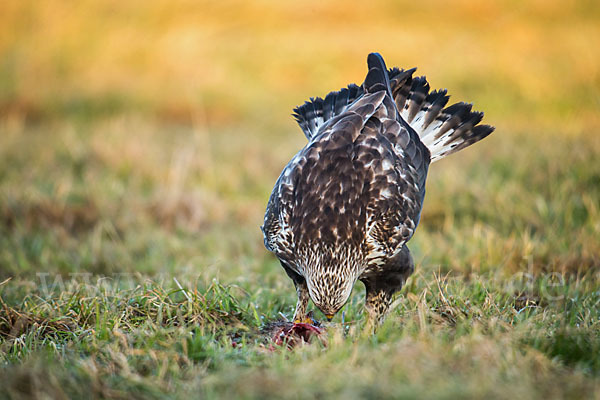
[401,193,414,204]
[411,111,427,132]
[419,119,444,142]
[381,159,393,171]
[393,145,405,156]
[380,188,392,198]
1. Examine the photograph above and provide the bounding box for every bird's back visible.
[263,53,494,272]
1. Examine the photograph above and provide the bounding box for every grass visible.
[1,0,600,398]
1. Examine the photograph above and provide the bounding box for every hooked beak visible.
[325,314,334,321]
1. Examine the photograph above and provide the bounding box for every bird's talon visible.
[294,317,316,324]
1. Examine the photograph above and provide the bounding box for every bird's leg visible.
[292,280,311,323]
[364,286,394,334]
[280,262,312,324]
[361,244,414,334]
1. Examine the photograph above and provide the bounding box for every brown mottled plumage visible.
[262,53,494,331]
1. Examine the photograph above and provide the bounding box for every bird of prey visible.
[262,53,494,331]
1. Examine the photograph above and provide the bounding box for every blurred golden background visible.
[2,0,598,132]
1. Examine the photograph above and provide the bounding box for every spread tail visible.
[292,53,495,160]
[389,69,495,162]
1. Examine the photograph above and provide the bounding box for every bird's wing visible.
[351,107,429,266]
[356,55,430,265]
[362,136,426,265]
[262,166,297,270]
[263,89,390,269]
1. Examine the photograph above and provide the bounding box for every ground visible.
[1,1,599,399]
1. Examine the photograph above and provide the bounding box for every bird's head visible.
[298,243,363,321]
[305,270,356,321]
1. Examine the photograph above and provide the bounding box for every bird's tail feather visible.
[293,53,395,140]
[364,53,393,98]
[389,69,495,162]
[292,54,494,160]
[293,84,362,140]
